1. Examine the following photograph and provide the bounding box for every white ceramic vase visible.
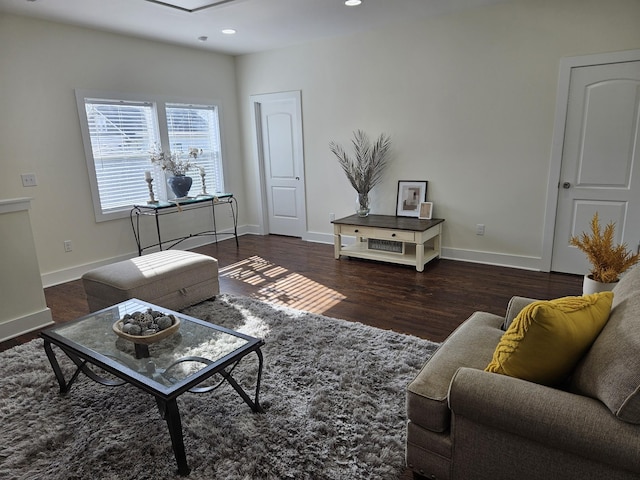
[582,274,618,295]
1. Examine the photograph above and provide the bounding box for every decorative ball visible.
[117,308,176,337]
[156,316,173,330]
[122,323,142,335]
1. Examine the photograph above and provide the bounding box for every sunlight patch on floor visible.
[219,256,346,314]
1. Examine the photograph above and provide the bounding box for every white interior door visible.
[252,91,306,237]
[551,60,640,275]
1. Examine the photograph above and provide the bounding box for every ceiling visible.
[0,0,509,56]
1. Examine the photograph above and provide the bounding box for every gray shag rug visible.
[0,294,439,480]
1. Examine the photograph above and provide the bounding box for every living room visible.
[1,0,640,478]
[1,0,638,291]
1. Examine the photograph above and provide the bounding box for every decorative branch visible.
[569,212,640,283]
[329,130,392,194]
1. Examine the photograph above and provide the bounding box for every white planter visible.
[582,275,618,295]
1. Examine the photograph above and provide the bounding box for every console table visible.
[332,214,444,272]
[130,194,238,256]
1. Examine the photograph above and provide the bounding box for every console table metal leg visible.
[157,397,191,476]
[130,208,143,256]
[230,197,239,246]
[154,213,163,251]
[211,198,218,244]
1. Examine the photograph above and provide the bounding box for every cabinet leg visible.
[416,242,425,272]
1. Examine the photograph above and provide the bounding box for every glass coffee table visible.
[40,298,264,476]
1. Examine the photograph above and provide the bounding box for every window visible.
[166,104,223,194]
[76,91,225,222]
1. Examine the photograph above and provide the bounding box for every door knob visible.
[562,182,571,189]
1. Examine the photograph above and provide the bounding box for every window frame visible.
[75,89,226,222]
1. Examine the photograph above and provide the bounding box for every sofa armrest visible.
[448,367,640,473]
[503,296,537,329]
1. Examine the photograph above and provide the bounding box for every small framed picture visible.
[396,181,428,217]
[419,202,433,220]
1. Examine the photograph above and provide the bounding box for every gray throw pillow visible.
[571,268,640,424]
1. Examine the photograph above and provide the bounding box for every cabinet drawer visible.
[339,225,375,237]
[373,228,415,242]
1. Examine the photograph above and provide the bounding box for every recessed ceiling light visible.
[221,29,236,35]
[345,0,362,6]
[198,36,208,42]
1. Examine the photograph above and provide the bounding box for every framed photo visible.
[396,181,428,217]
[419,202,433,220]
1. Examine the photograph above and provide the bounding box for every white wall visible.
[2,0,640,289]
[0,198,52,341]
[0,14,243,286]
[236,0,640,270]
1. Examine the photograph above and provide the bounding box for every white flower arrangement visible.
[149,143,198,176]
[189,147,203,161]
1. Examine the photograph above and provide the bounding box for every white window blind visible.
[166,104,224,194]
[77,91,227,222]
[84,99,157,212]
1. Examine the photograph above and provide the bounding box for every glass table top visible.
[134,193,233,210]
[42,299,259,392]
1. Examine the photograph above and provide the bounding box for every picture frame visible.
[396,181,428,217]
[419,202,433,220]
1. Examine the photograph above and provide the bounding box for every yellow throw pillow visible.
[485,292,613,385]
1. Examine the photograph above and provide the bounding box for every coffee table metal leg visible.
[254,348,264,411]
[43,340,74,393]
[218,348,264,413]
[156,398,191,476]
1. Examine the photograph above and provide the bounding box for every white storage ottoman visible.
[82,250,219,312]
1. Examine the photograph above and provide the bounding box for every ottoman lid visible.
[83,250,217,290]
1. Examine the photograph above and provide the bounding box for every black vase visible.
[167,175,192,198]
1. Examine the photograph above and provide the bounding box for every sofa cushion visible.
[485,292,613,386]
[572,267,640,424]
[406,312,504,433]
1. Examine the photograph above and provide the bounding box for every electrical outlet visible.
[329,212,335,222]
[476,224,485,236]
[21,173,37,187]
[63,240,73,252]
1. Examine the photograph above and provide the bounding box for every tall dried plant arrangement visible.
[569,212,640,283]
[329,130,392,195]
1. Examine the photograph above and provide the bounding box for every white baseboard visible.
[0,308,53,343]
[306,231,543,271]
[41,225,253,287]
[440,247,542,271]
[303,230,336,244]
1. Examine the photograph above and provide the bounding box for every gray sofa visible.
[406,265,640,480]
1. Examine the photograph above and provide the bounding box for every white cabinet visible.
[333,215,444,272]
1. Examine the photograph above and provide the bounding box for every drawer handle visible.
[391,233,396,237]
[354,229,359,233]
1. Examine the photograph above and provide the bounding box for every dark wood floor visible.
[1,235,583,479]
[1,234,582,352]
